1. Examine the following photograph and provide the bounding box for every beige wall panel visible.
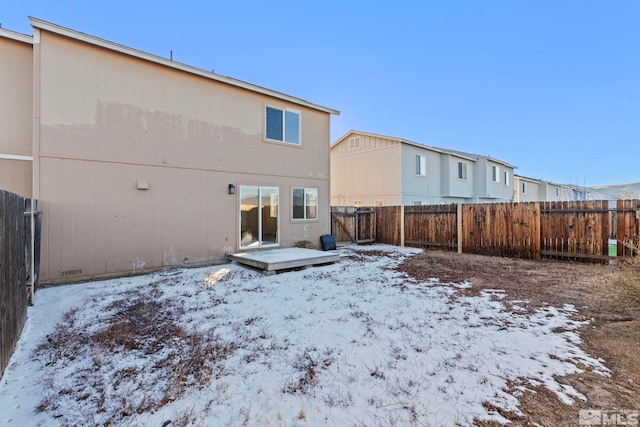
[0,159,32,197]
[39,157,329,284]
[34,30,332,283]
[330,145,400,206]
[38,33,330,180]
[0,38,32,156]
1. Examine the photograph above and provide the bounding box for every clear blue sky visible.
[3,1,639,186]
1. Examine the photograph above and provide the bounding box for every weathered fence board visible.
[375,206,402,246]
[1,191,28,378]
[617,199,640,256]
[462,202,541,259]
[331,207,376,244]
[404,204,457,250]
[540,200,610,260]
[331,199,640,262]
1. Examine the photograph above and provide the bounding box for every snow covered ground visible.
[0,245,608,426]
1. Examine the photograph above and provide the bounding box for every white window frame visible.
[492,165,499,182]
[239,185,280,249]
[348,137,361,151]
[415,155,427,176]
[265,105,301,145]
[522,182,527,194]
[292,187,318,221]
[457,162,468,180]
[503,171,509,186]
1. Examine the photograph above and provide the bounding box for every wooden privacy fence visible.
[332,200,640,260]
[0,190,41,378]
[331,207,376,244]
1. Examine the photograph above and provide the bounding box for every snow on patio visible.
[0,245,609,426]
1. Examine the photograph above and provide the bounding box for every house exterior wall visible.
[482,160,513,201]
[330,134,401,206]
[514,176,542,202]
[0,31,33,197]
[331,131,519,206]
[33,27,334,284]
[399,144,444,205]
[441,155,473,199]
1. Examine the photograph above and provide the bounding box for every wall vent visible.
[60,269,82,277]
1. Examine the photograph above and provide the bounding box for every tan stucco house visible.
[0,28,33,198]
[0,18,339,284]
[331,130,514,206]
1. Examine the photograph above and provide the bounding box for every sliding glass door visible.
[240,186,279,248]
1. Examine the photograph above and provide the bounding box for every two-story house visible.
[514,175,588,202]
[0,18,339,284]
[330,130,514,206]
[0,28,32,198]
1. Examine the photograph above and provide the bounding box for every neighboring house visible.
[0,28,33,198]
[514,175,588,202]
[513,175,543,202]
[0,18,338,284]
[330,130,514,206]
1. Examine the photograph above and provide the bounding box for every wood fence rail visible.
[332,200,640,261]
[0,190,41,378]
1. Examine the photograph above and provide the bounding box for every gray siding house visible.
[514,175,588,202]
[331,130,515,206]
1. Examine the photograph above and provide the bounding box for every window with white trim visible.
[492,165,499,182]
[415,155,426,176]
[503,171,509,186]
[349,137,361,151]
[292,187,318,220]
[522,182,526,194]
[457,162,468,180]
[266,106,300,145]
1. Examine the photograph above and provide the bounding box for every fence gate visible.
[331,207,376,244]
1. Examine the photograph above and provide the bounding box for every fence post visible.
[400,205,405,247]
[533,202,541,260]
[457,203,463,254]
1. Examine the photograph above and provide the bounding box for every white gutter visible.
[0,154,33,161]
[0,27,33,44]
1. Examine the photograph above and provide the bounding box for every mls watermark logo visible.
[579,409,639,426]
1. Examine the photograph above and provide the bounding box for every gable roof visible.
[332,130,477,162]
[440,148,516,169]
[28,17,339,116]
[514,174,542,184]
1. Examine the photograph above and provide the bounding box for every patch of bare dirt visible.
[396,251,640,427]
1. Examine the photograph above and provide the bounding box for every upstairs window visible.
[415,155,426,176]
[292,187,318,220]
[457,162,468,180]
[266,106,300,145]
[522,182,527,194]
[503,171,509,186]
[349,137,361,151]
[492,165,499,182]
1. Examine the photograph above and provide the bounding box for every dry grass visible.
[33,287,234,425]
[397,250,640,426]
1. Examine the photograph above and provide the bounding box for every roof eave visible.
[0,27,33,44]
